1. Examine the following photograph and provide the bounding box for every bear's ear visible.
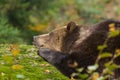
[67,21,77,33]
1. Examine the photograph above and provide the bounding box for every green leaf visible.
[109,30,120,38]
[99,52,112,59]
[97,45,107,50]
[106,63,118,71]
[105,61,111,67]
[104,63,119,74]
[77,68,84,72]
[109,64,118,70]
[79,73,88,79]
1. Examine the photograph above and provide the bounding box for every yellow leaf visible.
[40,64,50,67]
[109,23,116,32]
[11,49,20,56]
[115,49,120,58]
[44,70,50,73]
[12,65,23,70]
[91,73,99,80]
[115,49,120,54]
[29,24,48,32]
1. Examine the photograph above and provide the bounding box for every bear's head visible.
[33,22,80,53]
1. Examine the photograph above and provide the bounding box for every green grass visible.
[0,44,69,80]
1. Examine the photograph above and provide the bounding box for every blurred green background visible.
[0,0,120,44]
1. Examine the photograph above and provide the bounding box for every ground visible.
[0,44,69,80]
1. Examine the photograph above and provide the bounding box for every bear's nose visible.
[33,36,38,46]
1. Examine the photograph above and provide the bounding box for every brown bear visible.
[33,20,120,79]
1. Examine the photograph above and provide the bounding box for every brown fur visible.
[33,20,120,79]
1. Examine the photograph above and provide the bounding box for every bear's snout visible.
[33,34,50,48]
[33,36,44,48]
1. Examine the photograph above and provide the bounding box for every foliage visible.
[0,44,69,80]
[0,15,23,44]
